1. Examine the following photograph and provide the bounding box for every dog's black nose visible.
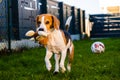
[39,28,44,31]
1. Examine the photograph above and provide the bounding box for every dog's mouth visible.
[37,27,51,37]
[38,31,49,37]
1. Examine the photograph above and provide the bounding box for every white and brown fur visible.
[36,14,74,74]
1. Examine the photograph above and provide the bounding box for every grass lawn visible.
[0,38,120,80]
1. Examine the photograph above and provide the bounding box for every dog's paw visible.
[60,66,66,73]
[53,71,59,75]
[67,63,71,72]
[46,64,52,71]
[47,67,52,71]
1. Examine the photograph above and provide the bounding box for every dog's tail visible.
[65,16,72,31]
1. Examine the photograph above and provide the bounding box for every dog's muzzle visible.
[38,28,44,31]
[37,28,49,37]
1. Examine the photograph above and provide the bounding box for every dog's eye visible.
[45,21,49,24]
[37,21,41,24]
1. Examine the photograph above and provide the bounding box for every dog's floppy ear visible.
[36,15,39,22]
[36,15,42,27]
[36,15,40,27]
[51,15,60,30]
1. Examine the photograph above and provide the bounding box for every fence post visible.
[11,0,20,40]
[107,16,110,32]
[70,6,75,34]
[7,0,12,53]
[82,10,86,33]
[58,2,64,30]
[40,0,47,14]
[77,8,82,39]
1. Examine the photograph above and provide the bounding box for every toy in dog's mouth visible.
[25,30,48,45]
[25,30,35,37]
[25,30,48,37]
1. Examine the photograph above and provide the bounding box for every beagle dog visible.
[35,14,74,74]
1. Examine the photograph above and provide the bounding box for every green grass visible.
[0,38,120,80]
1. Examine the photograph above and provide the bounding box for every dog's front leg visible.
[60,50,67,73]
[54,53,60,74]
[45,50,53,71]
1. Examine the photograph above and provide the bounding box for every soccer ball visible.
[91,41,105,54]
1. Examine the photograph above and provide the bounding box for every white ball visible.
[91,41,105,54]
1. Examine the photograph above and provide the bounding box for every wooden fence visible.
[0,0,86,52]
[89,14,120,38]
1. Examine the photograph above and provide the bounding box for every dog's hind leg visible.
[45,50,53,71]
[67,43,74,72]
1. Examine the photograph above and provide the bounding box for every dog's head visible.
[36,14,60,36]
